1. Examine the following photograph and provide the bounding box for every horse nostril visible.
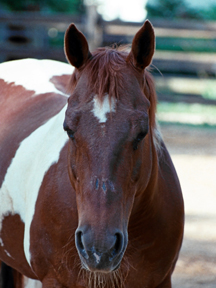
[116,232,124,252]
[75,230,89,259]
[76,231,84,249]
[110,232,124,260]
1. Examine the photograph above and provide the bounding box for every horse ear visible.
[129,20,155,70]
[64,23,92,69]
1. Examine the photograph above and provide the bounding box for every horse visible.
[0,20,184,288]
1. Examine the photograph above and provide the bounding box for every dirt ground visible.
[160,124,216,288]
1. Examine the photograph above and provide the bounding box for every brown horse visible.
[0,21,184,288]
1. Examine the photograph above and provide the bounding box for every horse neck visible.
[131,130,160,219]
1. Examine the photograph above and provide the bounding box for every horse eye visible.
[67,129,75,140]
[133,132,147,150]
[63,122,75,140]
[136,132,146,142]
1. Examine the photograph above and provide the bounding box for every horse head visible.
[63,21,155,273]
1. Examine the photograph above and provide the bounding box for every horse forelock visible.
[68,47,161,152]
[68,47,128,102]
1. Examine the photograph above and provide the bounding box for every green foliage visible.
[146,0,198,19]
[1,0,85,14]
[146,0,216,20]
[195,5,216,21]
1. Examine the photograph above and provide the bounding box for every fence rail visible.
[102,19,216,76]
[0,13,216,77]
[0,10,98,62]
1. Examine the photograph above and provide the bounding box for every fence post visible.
[85,4,102,50]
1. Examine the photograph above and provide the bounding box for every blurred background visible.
[0,0,215,287]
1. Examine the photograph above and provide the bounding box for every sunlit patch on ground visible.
[161,124,216,288]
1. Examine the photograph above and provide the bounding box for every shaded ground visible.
[160,124,216,288]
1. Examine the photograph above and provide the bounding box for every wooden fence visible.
[102,19,216,76]
[0,13,216,77]
[0,7,101,63]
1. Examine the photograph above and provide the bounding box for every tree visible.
[1,0,85,14]
[146,0,198,19]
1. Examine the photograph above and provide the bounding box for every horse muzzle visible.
[75,227,127,273]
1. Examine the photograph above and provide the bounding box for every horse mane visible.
[143,71,163,152]
[68,47,162,152]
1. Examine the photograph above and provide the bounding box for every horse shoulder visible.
[0,59,72,277]
[28,142,78,283]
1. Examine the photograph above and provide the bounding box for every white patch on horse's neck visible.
[92,94,116,123]
[0,106,68,266]
[0,59,73,96]
[24,277,42,288]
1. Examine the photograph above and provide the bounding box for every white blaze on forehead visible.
[0,59,73,96]
[0,106,68,265]
[92,94,116,123]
